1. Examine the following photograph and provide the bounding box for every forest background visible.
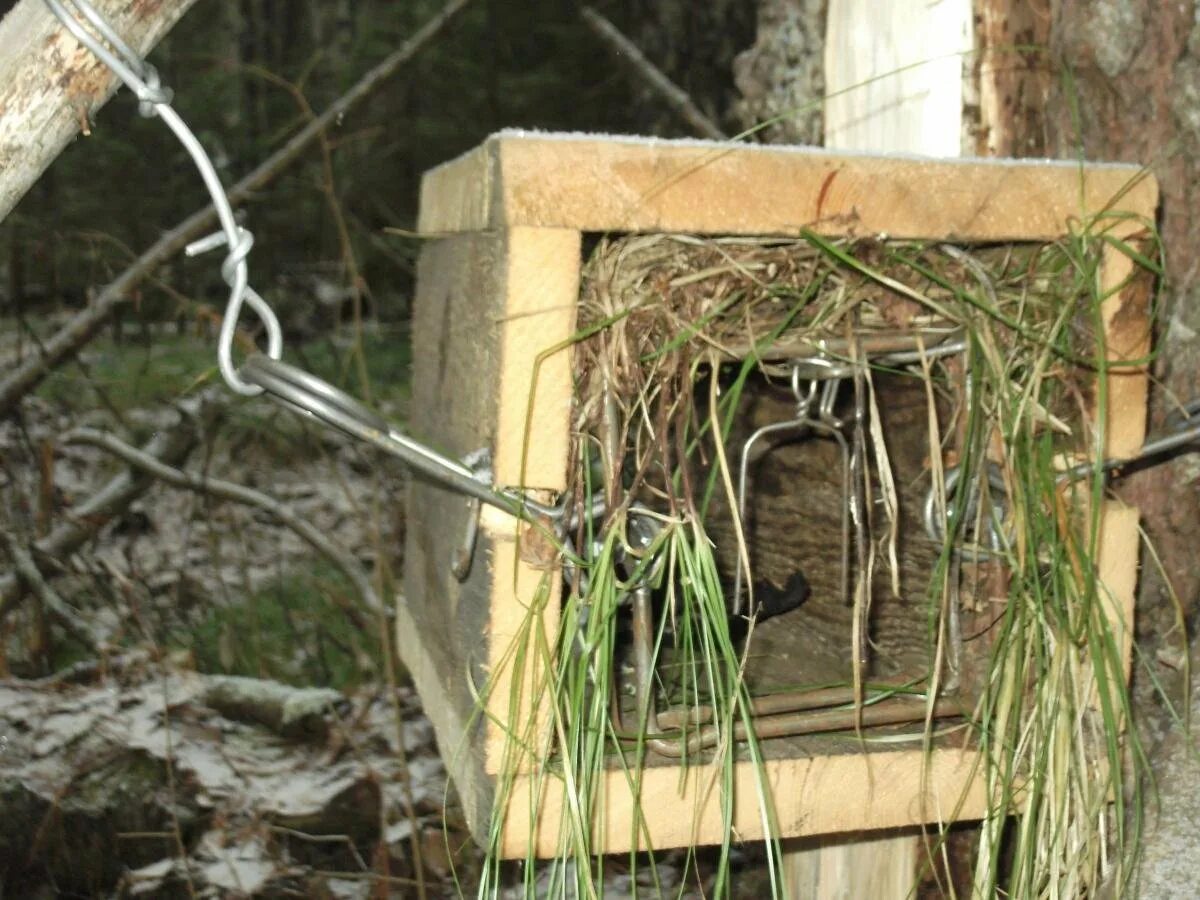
[2,0,1199,896]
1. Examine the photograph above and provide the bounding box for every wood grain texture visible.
[496,745,987,857]
[400,227,582,836]
[706,373,946,687]
[0,0,201,223]
[417,132,1156,240]
[400,232,508,833]
[824,0,973,157]
[784,829,930,900]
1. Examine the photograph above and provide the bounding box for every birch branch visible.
[0,0,474,418]
[0,0,202,223]
[0,394,213,615]
[0,528,105,648]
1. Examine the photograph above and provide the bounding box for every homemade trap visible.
[399,132,1157,858]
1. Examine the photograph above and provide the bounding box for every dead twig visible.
[0,394,213,615]
[0,0,475,418]
[0,529,105,649]
[15,648,152,687]
[60,427,387,618]
[580,6,727,141]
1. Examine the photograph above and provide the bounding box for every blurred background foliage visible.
[0,0,757,690]
[1,0,752,341]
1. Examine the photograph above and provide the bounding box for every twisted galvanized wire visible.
[42,0,282,395]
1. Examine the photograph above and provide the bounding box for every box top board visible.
[418,130,1157,240]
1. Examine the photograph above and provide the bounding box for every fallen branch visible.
[0,394,215,615]
[580,6,727,140]
[0,529,105,649]
[201,675,348,739]
[60,427,386,618]
[0,0,474,418]
[17,648,153,687]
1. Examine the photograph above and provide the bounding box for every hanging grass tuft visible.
[474,207,1161,897]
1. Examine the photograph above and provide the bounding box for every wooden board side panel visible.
[418,134,1157,241]
[493,227,582,488]
[1094,230,1155,684]
[482,227,580,775]
[1101,237,1155,461]
[401,232,511,839]
[1098,503,1140,685]
[401,227,583,834]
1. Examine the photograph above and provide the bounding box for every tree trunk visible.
[1038,1,1200,620]
[732,0,826,144]
[1013,1,1200,891]
[0,0,202,224]
[617,0,756,138]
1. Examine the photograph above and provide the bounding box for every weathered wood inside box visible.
[400,132,1156,856]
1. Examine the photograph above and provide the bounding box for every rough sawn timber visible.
[418,130,1156,241]
[401,131,1156,857]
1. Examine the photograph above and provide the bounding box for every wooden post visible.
[0,0,201,224]
[782,1,974,896]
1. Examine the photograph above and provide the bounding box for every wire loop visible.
[43,0,282,396]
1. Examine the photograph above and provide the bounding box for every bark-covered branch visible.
[0,528,105,648]
[61,426,386,618]
[201,675,348,739]
[0,393,214,615]
[0,0,202,223]
[0,0,474,419]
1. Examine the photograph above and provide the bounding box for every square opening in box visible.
[555,232,1109,765]
[401,134,1155,858]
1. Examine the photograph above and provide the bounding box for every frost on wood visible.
[0,0,201,224]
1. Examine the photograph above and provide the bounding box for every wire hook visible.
[42,0,283,396]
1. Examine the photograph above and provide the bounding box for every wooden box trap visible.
[398,132,1157,858]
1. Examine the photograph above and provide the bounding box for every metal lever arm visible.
[925,406,1200,552]
[241,355,559,522]
[1060,410,1200,483]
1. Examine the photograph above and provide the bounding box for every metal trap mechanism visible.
[239,330,1200,753]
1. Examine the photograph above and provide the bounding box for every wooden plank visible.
[400,231,510,835]
[492,227,581,489]
[1102,236,1154,461]
[783,831,928,900]
[824,0,973,156]
[781,2,974,895]
[0,0,201,223]
[1098,503,1140,686]
[417,132,1156,239]
[496,746,988,858]
[400,227,582,837]
[1093,231,1154,688]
